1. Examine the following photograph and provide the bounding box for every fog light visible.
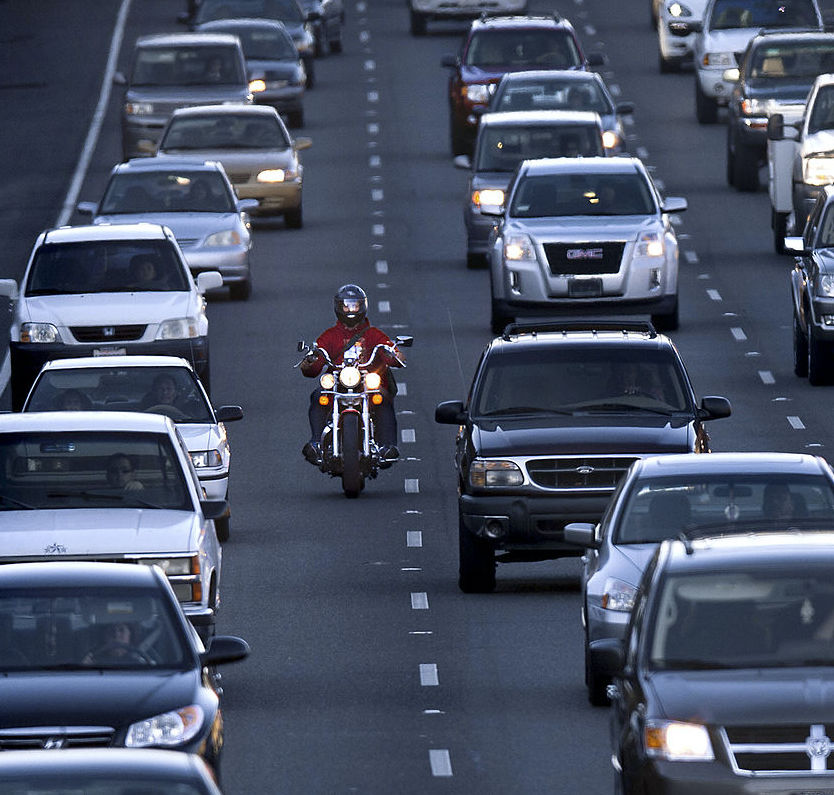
[484,519,505,539]
[649,268,661,289]
[319,395,330,406]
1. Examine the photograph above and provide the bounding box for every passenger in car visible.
[105,453,144,492]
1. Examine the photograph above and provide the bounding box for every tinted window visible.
[215,24,298,59]
[99,170,237,214]
[749,41,834,78]
[494,78,612,114]
[465,29,580,70]
[196,0,305,24]
[132,45,245,86]
[808,83,834,133]
[0,783,206,795]
[161,114,290,151]
[476,124,603,171]
[709,0,819,29]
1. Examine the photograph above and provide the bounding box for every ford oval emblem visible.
[576,465,594,475]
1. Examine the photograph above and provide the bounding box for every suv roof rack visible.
[500,320,658,340]
[478,11,563,21]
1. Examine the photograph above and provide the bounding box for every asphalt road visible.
[1,0,832,792]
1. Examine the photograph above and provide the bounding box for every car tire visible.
[450,118,467,158]
[695,80,718,124]
[585,636,610,707]
[773,210,788,254]
[215,514,230,543]
[808,328,830,385]
[229,279,252,301]
[288,109,304,128]
[652,299,679,332]
[466,251,486,269]
[794,313,809,377]
[733,142,759,192]
[490,303,513,336]
[285,204,303,229]
[458,517,495,593]
[410,8,427,35]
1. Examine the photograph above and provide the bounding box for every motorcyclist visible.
[301,284,403,465]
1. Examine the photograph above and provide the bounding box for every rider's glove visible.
[304,351,319,364]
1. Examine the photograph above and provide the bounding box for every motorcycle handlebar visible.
[294,342,406,370]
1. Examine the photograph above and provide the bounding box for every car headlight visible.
[667,1,692,16]
[249,78,266,93]
[703,52,734,68]
[803,156,834,186]
[320,372,336,389]
[469,459,523,488]
[365,371,382,389]
[464,84,491,104]
[602,130,620,150]
[339,366,361,388]
[139,556,197,576]
[257,169,295,183]
[636,231,664,257]
[504,233,535,261]
[204,229,242,247]
[126,705,205,748]
[817,274,834,296]
[190,450,223,468]
[20,322,59,343]
[645,720,715,761]
[601,578,637,611]
[472,188,505,209]
[125,101,153,116]
[156,317,199,340]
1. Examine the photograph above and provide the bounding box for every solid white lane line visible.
[420,663,439,686]
[378,300,390,313]
[375,259,388,274]
[407,530,422,547]
[707,289,722,301]
[402,429,416,443]
[429,750,453,777]
[758,370,775,384]
[788,415,805,429]
[731,327,747,341]
[405,478,419,493]
[411,592,429,609]
[683,250,699,264]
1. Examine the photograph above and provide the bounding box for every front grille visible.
[70,325,146,343]
[225,170,252,183]
[526,456,637,490]
[543,242,625,276]
[0,728,114,750]
[725,723,834,773]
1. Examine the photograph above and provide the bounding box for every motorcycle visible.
[295,335,413,497]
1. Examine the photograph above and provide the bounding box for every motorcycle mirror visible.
[395,335,414,348]
[297,340,307,352]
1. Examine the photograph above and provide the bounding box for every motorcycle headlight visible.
[473,188,505,209]
[204,229,241,247]
[126,705,205,748]
[703,52,734,68]
[504,233,535,261]
[469,459,523,488]
[190,450,223,468]
[249,78,267,93]
[667,1,692,16]
[20,322,59,343]
[817,274,834,296]
[365,372,382,389]
[645,720,714,761]
[803,156,834,186]
[320,372,336,389]
[602,130,620,151]
[125,101,153,116]
[339,366,361,388]
[601,578,637,611]
[464,84,491,104]
[636,231,664,257]
[156,317,199,340]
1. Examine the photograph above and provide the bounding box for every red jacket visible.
[301,319,401,391]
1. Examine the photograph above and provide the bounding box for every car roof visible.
[750,28,834,44]
[135,32,242,48]
[634,451,830,477]
[37,355,195,372]
[487,321,672,353]
[497,69,602,83]
[812,72,834,88]
[197,17,290,31]
[39,223,171,244]
[115,158,223,174]
[169,103,282,121]
[0,560,162,589]
[519,155,642,175]
[471,14,574,31]
[0,410,176,434]
[479,110,602,127]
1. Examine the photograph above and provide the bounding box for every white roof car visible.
[21,355,243,541]
[0,411,225,641]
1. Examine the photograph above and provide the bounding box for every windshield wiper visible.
[578,402,676,415]
[0,494,36,510]
[48,491,126,502]
[480,406,574,416]
[655,659,734,670]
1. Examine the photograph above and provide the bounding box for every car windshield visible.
[0,586,190,672]
[749,41,834,78]
[465,29,581,70]
[807,84,834,133]
[476,124,603,172]
[25,240,190,296]
[26,367,214,423]
[614,474,834,543]
[215,25,298,60]
[160,114,290,151]
[0,431,192,510]
[196,0,305,24]
[709,0,819,29]
[510,171,656,217]
[650,569,834,670]
[98,170,236,215]
[470,347,691,416]
[131,45,244,86]
[493,78,612,114]
[0,782,206,795]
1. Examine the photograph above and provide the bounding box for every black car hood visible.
[471,415,694,456]
[649,669,834,724]
[744,77,814,102]
[0,669,201,729]
[813,248,834,275]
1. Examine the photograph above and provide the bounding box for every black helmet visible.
[334,284,368,327]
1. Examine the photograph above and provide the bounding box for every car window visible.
[749,41,834,78]
[216,25,299,60]
[132,45,245,86]
[818,203,834,246]
[476,124,603,171]
[196,0,305,24]
[709,0,819,29]
[25,240,190,296]
[614,474,834,543]
[99,170,237,214]
[26,366,214,423]
[494,79,611,114]
[0,431,192,510]
[161,114,290,151]
[510,171,656,217]
[465,29,580,70]
[808,83,834,133]
[470,347,691,416]
[0,586,190,672]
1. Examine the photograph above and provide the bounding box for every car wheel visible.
[733,142,760,192]
[285,204,303,229]
[585,636,610,707]
[458,517,496,593]
[695,80,718,124]
[773,210,788,254]
[410,8,427,35]
[794,313,809,377]
[229,279,251,301]
[215,514,230,543]
[288,109,304,128]
[652,299,679,332]
[466,251,486,269]
[808,328,830,385]
[490,303,513,336]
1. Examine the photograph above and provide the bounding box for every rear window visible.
[494,78,612,114]
[749,40,834,78]
[709,0,819,29]
[196,0,305,24]
[476,124,603,171]
[160,113,290,151]
[99,170,237,214]
[131,45,245,86]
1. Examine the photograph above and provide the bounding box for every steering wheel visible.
[143,403,188,420]
[88,641,154,665]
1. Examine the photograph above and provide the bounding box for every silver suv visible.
[485,156,686,334]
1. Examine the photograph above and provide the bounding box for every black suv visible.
[604,532,834,793]
[434,321,732,593]
[726,30,834,191]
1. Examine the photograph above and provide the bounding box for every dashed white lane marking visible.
[610,83,621,96]
[372,188,383,201]
[707,288,722,301]
[369,154,381,167]
[372,224,384,235]
[405,478,420,493]
[759,370,775,384]
[584,24,596,34]
[731,327,747,341]
[684,250,699,264]
[788,415,806,430]
[397,381,407,396]
[636,146,649,160]
[407,530,422,547]
[375,259,388,274]
[623,115,634,127]
[359,30,370,42]
[356,1,366,10]
[429,750,453,777]
[364,59,376,70]
[411,592,429,609]
[420,663,439,686]
[409,630,432,635]
[367,122,379,135]
[402,428,416,443]
[367,90,379,102]
[670,214,682,226]
[378,300,391,312]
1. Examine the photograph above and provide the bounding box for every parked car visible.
[441,14,603,156]
[0,223,221,410]
[487,69,634,153]
[485,156,686,333]
[153,105,310,228]
[195,19,308,124]
[0,562,248,773]
[565,451,834,704]
[22,355,243,542]
[0,412,227,639]
[435,320,731,593]
[77,158,256,300]
[116,32,252,160]
[605,532,834,793]
[455,109,605,268]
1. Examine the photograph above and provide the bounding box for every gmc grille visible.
[526,456,637,490]
[70,324,146,343]
[543,242,625,275]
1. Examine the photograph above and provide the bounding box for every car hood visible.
[649,669,834,724]
[154,149,295,173]
[744,78,813,104]
[0,509,200,557]
[125,85,249,104]
[19,292,195,326]
[801,129,834,158]
[472,172,515,189]
[701,28,758,54]
[511,215,658,240]
[471,415,694,456]
[93,213,243,241]
[176,423,222,455]
[0,670,201,729]
[246,59,301,78]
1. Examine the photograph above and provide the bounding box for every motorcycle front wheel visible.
[340,412,363,498]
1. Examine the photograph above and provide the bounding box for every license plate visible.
[92,347,126,357]
[568,278,602,298]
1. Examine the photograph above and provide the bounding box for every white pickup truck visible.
[768,73,834,253]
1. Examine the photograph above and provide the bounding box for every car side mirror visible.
[722,67,740,83]
[201,499,229,521]
[306,10,322,21]
[200,635,250,666]
[615,101,635,116]
[661,196,687,214]
[196,271,223,293]
[236,198,259,213]
[76,202,97,217]
[435,400,466,424]
[0,279,19,300]
[215,405,244,422]
[395,335,414,348]
[563,522,600,549]
[441,54,459,68]
[784,236,807,254]
[454,154,472,170]
[586,52,607,67]
[293,136,313,151]
[768,113,785,141]
[113,71,127,86]
[699,395,732,420]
